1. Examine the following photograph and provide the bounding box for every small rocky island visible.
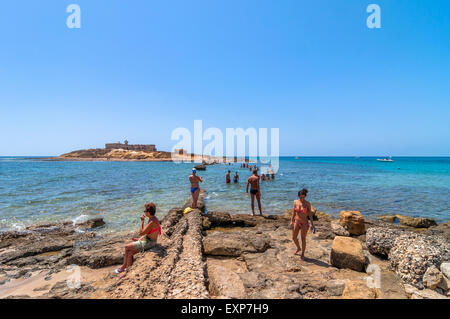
[56,140,223,162]
[0,191,449,299]
[57,140,174,161]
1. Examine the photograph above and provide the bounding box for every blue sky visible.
[0,0,449,156]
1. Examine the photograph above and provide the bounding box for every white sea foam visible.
[72,214,89,225]
[11,222,26,232]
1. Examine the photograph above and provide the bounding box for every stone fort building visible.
[105,140,156,152]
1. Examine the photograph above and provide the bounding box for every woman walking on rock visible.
[290,189,315,260]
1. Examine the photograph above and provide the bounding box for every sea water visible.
[0,157,449,233]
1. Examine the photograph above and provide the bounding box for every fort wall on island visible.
[105,140,156,152]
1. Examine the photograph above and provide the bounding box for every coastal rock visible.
[423,265,443,290]
[403,284,447,299]
[341,281,376,299]
[331,220,350,236]
[206,259,246,298]
[238,271,267,289]
[440,262,450,279]
[77,218,105,229]
[366,227,402,257]
[437,276,450,291]
[339,211,366,235]
[428,221,450,242]
[202,217,212,230]
[389,233,448,289]
[325,279,347,296]
[378,215,397,223]
[330,236,366,272]
[203,231,270,257]
[375,270,408,299]
[315,211,332,222]
[395,215,437,228]
[206,212,232,225]
[230,215,258,227]
[66,238,126,268]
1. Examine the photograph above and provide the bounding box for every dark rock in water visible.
[378,215,397,223]
[206,212,232,225]
[395,215,437,228]
[204,212,258,228]
[194,164,206,170]
[77,218,105,229]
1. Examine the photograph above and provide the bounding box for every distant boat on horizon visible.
[377,156,394,162]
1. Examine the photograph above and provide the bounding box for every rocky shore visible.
[1,191,449,299]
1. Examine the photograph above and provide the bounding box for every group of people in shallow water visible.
[115,164,316,277]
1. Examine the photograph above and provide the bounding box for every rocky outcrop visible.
[4,194,448,299]
[395,215,437,228]
[389,233,448,289]
[403,284,448,299]
[106,191,209,299]
[77,218,105,229]
[378,215,397,223]
[339,211,366,235]
[330,236,366,272]
[58,148,173,161]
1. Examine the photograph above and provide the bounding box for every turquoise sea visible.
[0,157,449,233]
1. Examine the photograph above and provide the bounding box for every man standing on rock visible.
[246,168,262,216]
[189,168,203,208]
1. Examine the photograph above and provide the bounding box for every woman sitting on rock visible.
[290,189,315,260]
[115,202,161,275]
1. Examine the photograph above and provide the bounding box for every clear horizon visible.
[1,1,449,157]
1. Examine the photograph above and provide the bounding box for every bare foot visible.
[293,249,301,255]
[300,255,305,261]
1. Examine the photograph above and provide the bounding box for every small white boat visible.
[377,157,394,162]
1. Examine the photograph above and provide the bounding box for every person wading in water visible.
[189,168,203,208]
[246,168,262,216]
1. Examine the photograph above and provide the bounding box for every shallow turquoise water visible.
[0,157,449,233]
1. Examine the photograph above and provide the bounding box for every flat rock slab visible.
[342,281,376,299]
[203,231,270,257]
